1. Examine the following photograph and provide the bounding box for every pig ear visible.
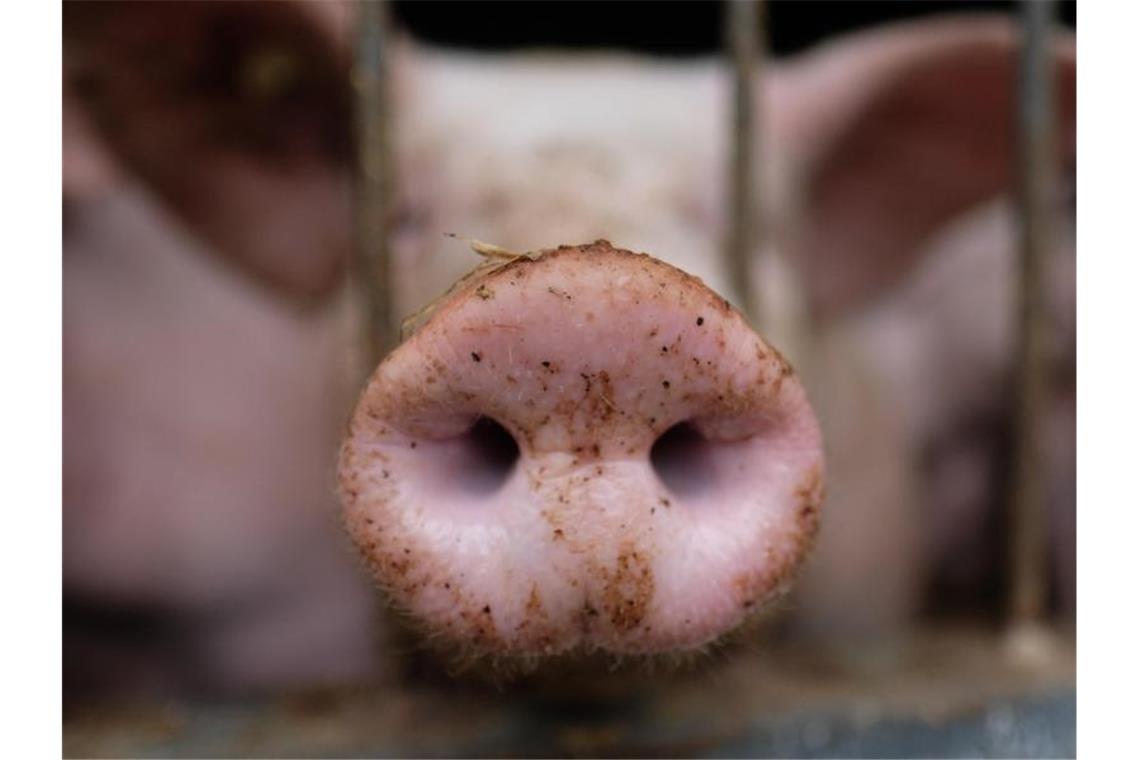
[63,1,355,304]
[773,16,1075,320]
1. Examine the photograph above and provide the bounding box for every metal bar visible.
[353,0,396,369]
[725,0,765,323]
[1008,0,1056,631]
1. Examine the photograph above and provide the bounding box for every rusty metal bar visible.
[353,0,396,369]
[725,0,765,323]
[1008,0,1056,632]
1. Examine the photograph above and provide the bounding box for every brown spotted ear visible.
[772,16,1075,321]
[63,1,355,304]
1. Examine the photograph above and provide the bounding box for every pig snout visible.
[338,241,824,658]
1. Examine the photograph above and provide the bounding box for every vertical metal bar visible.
[1009,0,1056,632]
[353,0,396,370]
[725,0,764,323]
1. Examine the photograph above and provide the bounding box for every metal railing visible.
[1009,0,1058,644]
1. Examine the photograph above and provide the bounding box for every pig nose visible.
[339,241,824,658]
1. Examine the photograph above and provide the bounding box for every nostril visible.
[459,416,520,496]
[650,421,718,499]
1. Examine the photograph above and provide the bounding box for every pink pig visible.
[63,2,1074,694]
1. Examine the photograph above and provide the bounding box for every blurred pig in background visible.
[63,0,1075,698]
[63,1,378,697]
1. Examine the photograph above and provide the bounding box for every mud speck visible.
[793,464,825,545]
[601,544,655,632]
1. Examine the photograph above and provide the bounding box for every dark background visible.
[393,1,1075,57]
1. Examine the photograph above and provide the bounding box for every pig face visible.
[381,15,1076,640]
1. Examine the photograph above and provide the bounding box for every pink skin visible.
[64,187,380,694]
[339,242,823,656]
